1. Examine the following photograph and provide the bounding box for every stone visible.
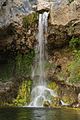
[0,0,32,28]
[43,100,50,107]
[37,0,51,11]
[0,11,37,56]
[50,0,80,25]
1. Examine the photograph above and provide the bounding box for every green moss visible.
[16,50,35,77]
[12,80,32,106]
[61,94,76,105]
[0,49,35,81]
[23,12,38,28]
[67,50,80,83]
[50,97,60,107]
[48,82,59,93]
[69,37,80,49]
[47,82,60,107]
[0,59,15,82]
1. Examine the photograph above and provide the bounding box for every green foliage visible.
[67,50,80,83]
[45,61,56,69]
[13,81,27,106]
[0,49,35,81]
[13,80,32,106]
[23,12,38,28]
[48,82,59,93]
[0,59,15,82]
[69,37,80,49]
[16,50,35,77]
[61,94,76,104]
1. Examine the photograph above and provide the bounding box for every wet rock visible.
[43,100,50,107]
[50,97,60,107]
[0,78,32,106]
[71,101,80,108]
[47,78,79,107]
[59,84,80,106]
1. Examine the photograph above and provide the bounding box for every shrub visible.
[69,37,80,49]
[23,12,38,28]
[16,49,35,77]
[12,80,32,106]
[67,50,80,83]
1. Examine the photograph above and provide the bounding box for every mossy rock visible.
[43,97,60,108]
[47,82,60,107]
[12,79,32,106]
[61,94,76,105]
[43,100,50,107]
[50,97,60,107]
[23,12,38,28]
[16,50,35,77]
[48,82,59,93]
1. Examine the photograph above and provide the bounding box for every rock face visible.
[50,0,80,25]
[0,11,38,52]
[0,1,37,53]
[37,0,51,11]
[0,11,38,88]
[0,78,32,106]
[47,25,69,50]
[0,0,32,28]
[0,81,17,105]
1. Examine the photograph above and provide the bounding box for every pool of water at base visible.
[0,107,80,120]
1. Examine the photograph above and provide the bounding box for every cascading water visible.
[31,12,48,87]
[28,12,57,107]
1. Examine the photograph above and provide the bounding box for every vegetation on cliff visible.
[0,0,80,108]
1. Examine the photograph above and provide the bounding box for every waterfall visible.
[32,12,48,87]
[28,12,57,107]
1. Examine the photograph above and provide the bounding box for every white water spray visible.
[32,12,48,86]
[28,12,57,107]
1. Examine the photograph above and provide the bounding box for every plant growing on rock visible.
[23,12,38,28]
[67,50,80,84]
[12,80,32,106]
[16,49,35,77]
[69,37,80,49]
[0,58,15,82]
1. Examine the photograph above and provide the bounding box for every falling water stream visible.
[28,12,57,107]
